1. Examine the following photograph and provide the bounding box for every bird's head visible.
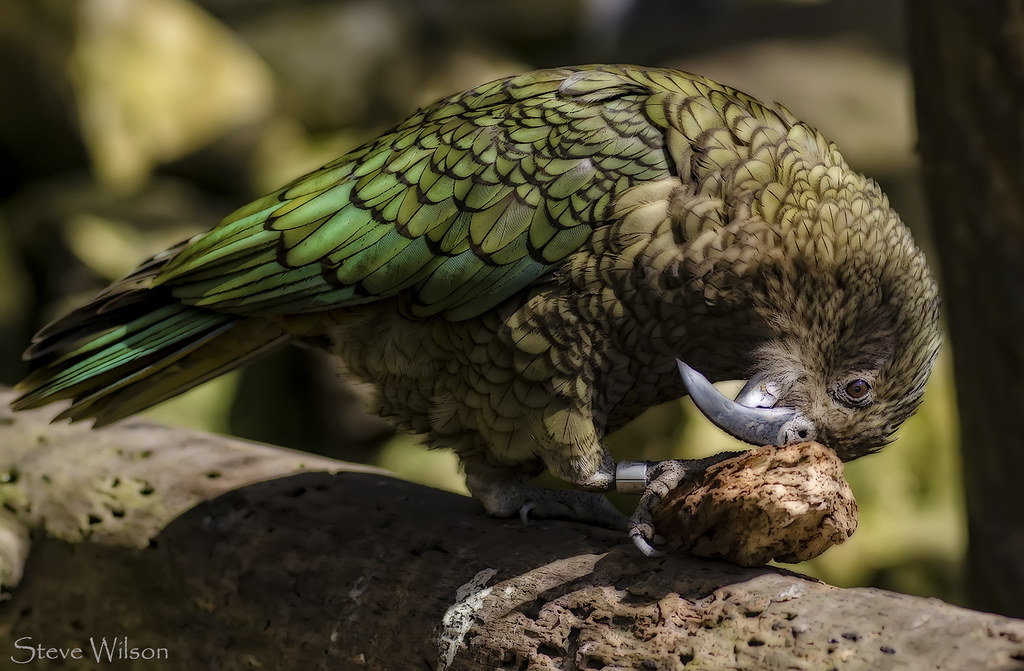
[676,162,942,461]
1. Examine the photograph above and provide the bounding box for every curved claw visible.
[632,534,666,558]
[676,360,815,446]
[519,502,535,525]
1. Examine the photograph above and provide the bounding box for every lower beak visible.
[676,360,815,446]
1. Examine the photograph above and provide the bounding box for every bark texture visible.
[907,0,1024,618]
[1,393,1024,670]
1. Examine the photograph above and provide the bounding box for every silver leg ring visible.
[615,461,649,495]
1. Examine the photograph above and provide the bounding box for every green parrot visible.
[12,65,942,555]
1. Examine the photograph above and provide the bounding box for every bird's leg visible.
[463,457,629,531]
[620,452,742,557]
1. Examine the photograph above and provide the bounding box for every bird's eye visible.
[844,379,871,401]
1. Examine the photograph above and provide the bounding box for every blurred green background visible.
[0,0,963,603]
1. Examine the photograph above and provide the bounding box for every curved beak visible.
[676,360,815,446]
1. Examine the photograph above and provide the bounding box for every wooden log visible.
[2,391,1023,670]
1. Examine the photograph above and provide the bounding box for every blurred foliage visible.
[0,0,964,604]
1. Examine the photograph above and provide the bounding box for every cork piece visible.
[652,442,858,566]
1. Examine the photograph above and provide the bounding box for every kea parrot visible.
[12,65,942,555]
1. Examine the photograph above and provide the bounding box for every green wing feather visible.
[15,65,750,422]
[156,65,677,319]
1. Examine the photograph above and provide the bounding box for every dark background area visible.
[0,0,972,609]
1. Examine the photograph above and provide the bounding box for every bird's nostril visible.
[784,422,814,444]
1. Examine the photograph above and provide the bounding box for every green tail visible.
[13,253,289,426]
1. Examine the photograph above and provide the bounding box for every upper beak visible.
[676,360,816,446]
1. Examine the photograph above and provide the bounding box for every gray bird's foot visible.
[623,452,742,557]
[467,472,629,531]
[515,487,629,531]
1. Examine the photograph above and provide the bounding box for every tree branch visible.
[1,391,1023,670]
[907,0,1024,618]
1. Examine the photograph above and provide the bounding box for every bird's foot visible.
[515,488,629,530]
[622,453,741,556]
[468,476,629,531]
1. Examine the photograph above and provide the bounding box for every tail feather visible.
[13,246,291,426]
[62,317,286,426]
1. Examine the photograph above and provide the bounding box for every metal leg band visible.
[615,460,649,495]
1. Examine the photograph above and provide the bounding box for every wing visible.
[155,66,675,320]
